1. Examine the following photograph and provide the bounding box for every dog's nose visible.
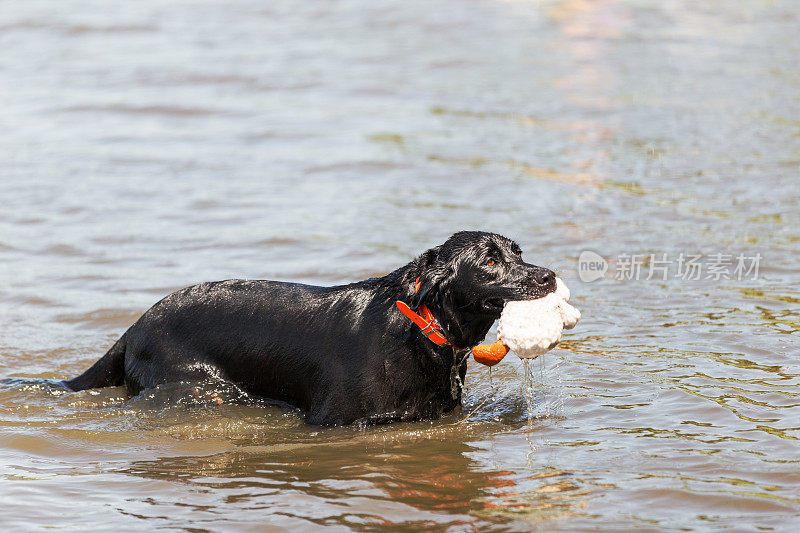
[532,268,555,287]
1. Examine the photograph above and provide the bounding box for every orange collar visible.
[395,277,451,346]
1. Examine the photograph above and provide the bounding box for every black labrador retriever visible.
[64,231,556,425]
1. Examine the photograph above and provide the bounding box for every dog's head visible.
[411,231,556,347]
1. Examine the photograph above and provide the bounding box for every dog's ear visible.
[411,246,454,309]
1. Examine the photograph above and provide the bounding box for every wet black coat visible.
[64,231,555,425]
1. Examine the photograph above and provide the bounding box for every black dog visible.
[64,231,556,425]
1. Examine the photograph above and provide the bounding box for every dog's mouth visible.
[482,297,506,312]
[483,285,556,312]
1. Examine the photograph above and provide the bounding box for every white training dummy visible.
[472,278,580,366]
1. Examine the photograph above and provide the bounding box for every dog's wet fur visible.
[64,231,556,426]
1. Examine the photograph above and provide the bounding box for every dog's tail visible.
[63,332,127,391]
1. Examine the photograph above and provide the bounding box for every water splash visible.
[520,353,568,423]
[522,359,535,423]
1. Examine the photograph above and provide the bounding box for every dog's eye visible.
[487,259,495,267]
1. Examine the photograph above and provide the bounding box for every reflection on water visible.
[1,0,799,529]
[121,442,588,530]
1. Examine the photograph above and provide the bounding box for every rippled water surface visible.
[1,0,799,530]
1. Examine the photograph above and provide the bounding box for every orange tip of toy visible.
[472,340,510,367]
